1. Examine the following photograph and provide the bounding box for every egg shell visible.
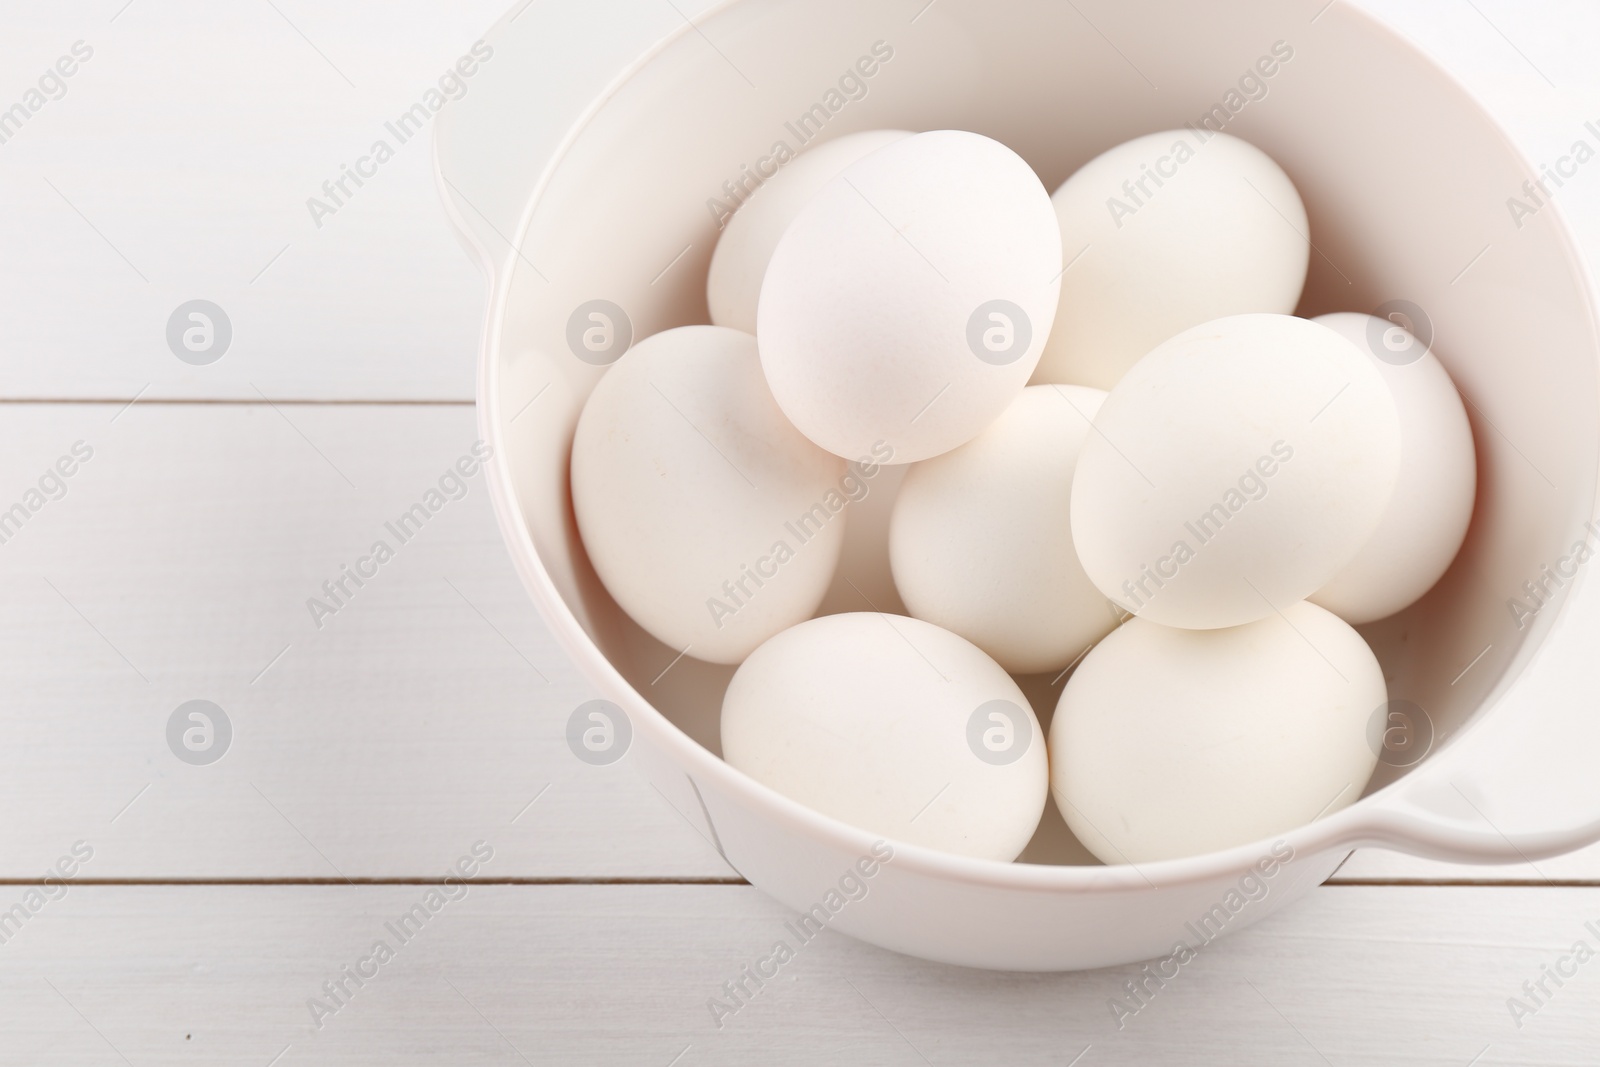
[1309,312,1477,623]
[890,384,1117,673]
[758,129,1062,463]
[1034,130,1309,390]
[1070,313,1401,630]
[707,129,914,334]
[721,612,1048,862]
[570,325,846,664]
[1049,601,1384,865]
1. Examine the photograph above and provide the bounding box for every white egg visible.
[1070,314,1400,630]
[1050,602,1384,864]
[722,612,1048,861]
[1035,130,1309,390]
[1310,312,1477,623]
[570,326,846,664]
[707,129,913,334]
[758,129,1062,464]
[890,384,1117,673]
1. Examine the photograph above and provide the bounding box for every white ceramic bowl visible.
[436,0,1600,969]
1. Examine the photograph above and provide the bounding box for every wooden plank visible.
[4,400,1599,883]
[0,883,1596,1064]
[0,0,515,401]
[0,401,727,880]
[0,0,1595,404]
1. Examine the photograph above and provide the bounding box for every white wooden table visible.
[3,1,1600,1062]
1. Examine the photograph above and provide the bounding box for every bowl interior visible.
[490,0,1600,865]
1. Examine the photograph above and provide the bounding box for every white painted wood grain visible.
[0,884,1596,1064]
[0,3,1596,1056]
[0,402,726,880]
[0,0,1595,403]
[0,0,506,401]
[2,401,1598,883]
[0,0,736,403]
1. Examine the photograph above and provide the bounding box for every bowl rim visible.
[451,0,1600,893]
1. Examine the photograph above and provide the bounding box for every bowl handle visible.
[431,0,705,280]
[1342,571,1600,865]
